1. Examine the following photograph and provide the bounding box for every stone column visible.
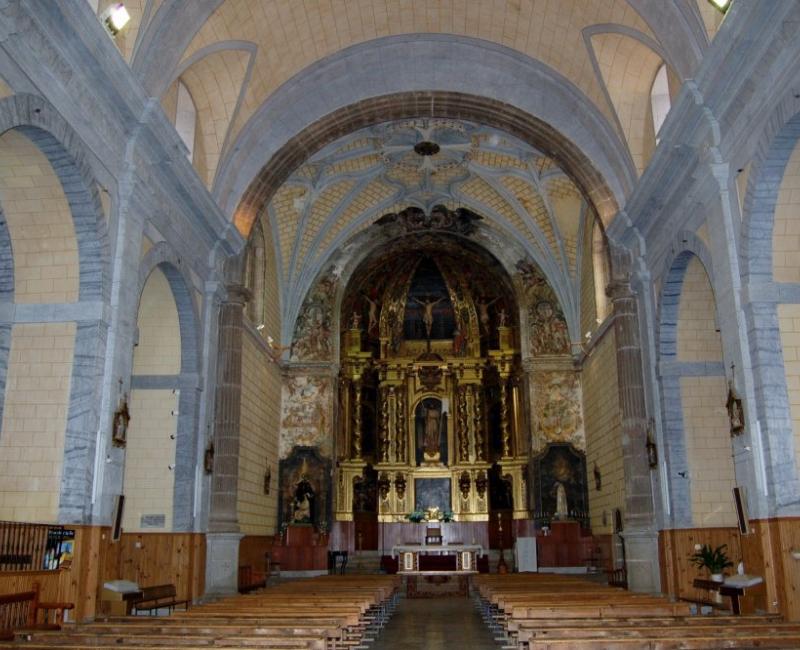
[608,278,660,593]
[205,283,250,597]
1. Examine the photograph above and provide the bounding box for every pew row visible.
[474,573,800,649]
[0,575,400,650]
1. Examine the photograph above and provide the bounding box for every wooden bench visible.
[474,573,800,649]
[0,583,73,641]
[237,564,267,593]
[132,584,189,615]
[0,575,400,650]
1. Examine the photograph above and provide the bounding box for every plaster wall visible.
[0,322,75,522]
[0,130,79,303]
[582,330,624,535]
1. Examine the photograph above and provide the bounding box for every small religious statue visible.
[350,311,361,329]
[292,476,315,524]
[452,326,467,356]
[363,294,380,333]
[423,404,441,457]
[497,309,508,328]
[553,481,569,520]
[412,295,444,339]
[476,297,499,334]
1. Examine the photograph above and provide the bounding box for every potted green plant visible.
[689,543,733,581]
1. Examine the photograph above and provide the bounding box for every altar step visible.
[349,550,383,573]
[346,549,516,574]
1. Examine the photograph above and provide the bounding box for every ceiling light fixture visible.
[100,3,131,36]
[707,0,731,14]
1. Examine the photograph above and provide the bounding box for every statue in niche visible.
[423,403,441,456]
[553,481,569,520]
[292,476,315,524]
[350,311,361,329]
[452,326,467,356]
[416,398,446,464]
[412,296,444,339]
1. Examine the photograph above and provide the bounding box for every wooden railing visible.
[0,521,72,572]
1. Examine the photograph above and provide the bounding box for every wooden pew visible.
[0,575,400,650]
[474,573,800,649]
[0,584,72,641]
[132,584,189,615]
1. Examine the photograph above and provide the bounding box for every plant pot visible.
[710,573,724,604]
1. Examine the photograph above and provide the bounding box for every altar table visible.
[391,543,483,573]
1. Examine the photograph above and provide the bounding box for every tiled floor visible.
[375,597,499,649]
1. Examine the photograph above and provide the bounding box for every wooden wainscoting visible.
[0,525,107,622]
[101,532,205,613]
[659,526,768,616]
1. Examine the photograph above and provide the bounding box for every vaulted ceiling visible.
[105,0,723,323]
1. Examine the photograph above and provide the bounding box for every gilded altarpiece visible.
[334,226,531,523]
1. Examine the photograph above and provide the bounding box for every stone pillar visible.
[205,283,250,597]
[608,278,660,593]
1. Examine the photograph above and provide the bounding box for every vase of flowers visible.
[689,543,733,580]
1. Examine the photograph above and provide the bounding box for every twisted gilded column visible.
[352,379,363,459]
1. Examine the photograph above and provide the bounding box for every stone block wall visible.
[676,257,721,362]
[582,330,624,534]
[778,303,800,475]
[123,389,178,531]
[237,328,280,534]
[0,322,75,521]
[679,375,736,527]
[0,130,79,303]
[772,137,800,284]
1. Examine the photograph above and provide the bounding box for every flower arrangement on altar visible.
[405,506,455,523]
[689,543,733,580]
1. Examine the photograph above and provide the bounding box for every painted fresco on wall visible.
[532,371,585,450]
[291,267,339,361]
[280,375,333,458]
[278,446,332,531]
[515,259,570,356]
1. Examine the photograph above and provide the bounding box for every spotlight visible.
[707,0,731,13]
[100,3,131,36]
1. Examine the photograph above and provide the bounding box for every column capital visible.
[606,278,634,302]
[224,283,252,305]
